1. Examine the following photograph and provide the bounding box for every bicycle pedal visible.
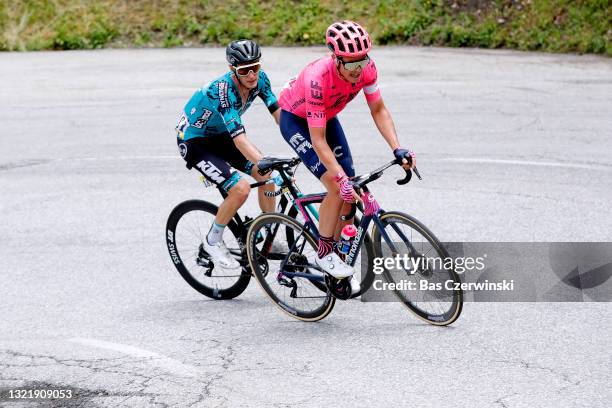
[196,257,212,268]
[325,275,351,300]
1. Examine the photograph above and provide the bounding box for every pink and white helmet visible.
[326,20,372,58]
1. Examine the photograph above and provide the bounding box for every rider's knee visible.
[228,179,250,201]
[321,172,339,193]
[327,184,340,198]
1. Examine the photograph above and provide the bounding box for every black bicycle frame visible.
[279,185,417,283]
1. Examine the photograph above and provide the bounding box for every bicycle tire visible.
[246,212,335,321]
[166,199,250,300]
[372,211,463,325]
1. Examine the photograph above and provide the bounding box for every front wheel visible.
[166,200,250,300]
[372,211,463,325]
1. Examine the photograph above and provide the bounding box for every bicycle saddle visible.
[257,157,300,174]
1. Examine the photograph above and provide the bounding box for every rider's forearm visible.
[309,126,344,175]
[233,133,262,165]
[371,101,401,151]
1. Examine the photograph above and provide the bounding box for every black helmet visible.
[226,39,261,66]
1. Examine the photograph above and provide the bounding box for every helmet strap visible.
[333,57,347,80]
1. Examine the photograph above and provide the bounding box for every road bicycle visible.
[165,157,375,300]
[245,159,463,325]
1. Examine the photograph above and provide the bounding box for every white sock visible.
[207,221,226,245]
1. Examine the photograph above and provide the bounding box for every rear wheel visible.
[166,200,250,300]
[286,206,376,298]
[372,211,463,325]
[246,213,335,321]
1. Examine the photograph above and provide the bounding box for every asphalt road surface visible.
[1,47,611,407]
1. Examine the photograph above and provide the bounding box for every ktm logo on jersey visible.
[196,160,225,184]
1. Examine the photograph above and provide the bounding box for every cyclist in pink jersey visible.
[279,21,415,294]
[278,53,380,127]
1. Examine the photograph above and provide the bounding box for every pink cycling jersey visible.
[278,56,381,128]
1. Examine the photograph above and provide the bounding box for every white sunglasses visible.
[234,61,261,77]
[337,55,369,71]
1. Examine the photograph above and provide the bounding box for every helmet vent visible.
[226,39,261,65]
[325,21,371,58]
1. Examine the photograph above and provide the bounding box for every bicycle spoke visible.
[174,208,245,293]
[377,213,462,325]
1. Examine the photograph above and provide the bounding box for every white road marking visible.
[441,157,611,171]
[14,155,611,173]
[69,337,200,378]
[57,156,177,161]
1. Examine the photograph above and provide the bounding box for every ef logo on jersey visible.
[310,80,323,100]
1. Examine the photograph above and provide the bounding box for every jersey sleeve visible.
[363,61,381,104]
[223,110,246,138]
[178,91,209,139]
[257,70,280,113]
[303,69,327,128]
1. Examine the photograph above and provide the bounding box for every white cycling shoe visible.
[203,238,241,270]
[316,253,355,279]
[348,276,361,297]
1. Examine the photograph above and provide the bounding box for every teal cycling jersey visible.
[176,70,279,141]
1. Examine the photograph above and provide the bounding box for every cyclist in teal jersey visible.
[176,40,281,271]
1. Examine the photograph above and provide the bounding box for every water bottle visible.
[338,225,357,255]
